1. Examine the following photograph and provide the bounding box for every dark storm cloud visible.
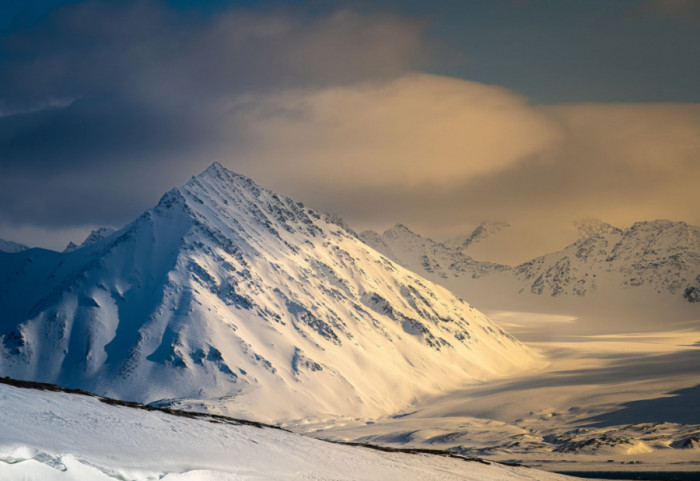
[0,0,425,235]
[0,1,424,106]
[0,94,207,172]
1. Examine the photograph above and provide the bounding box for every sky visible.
[0,0,699,262]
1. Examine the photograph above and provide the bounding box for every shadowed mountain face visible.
[0,163,537,422]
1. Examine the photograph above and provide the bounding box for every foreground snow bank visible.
[0,383,576,481]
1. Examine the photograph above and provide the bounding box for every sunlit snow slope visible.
[0,163,537,421]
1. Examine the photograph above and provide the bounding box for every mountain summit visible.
[0,163,537,421]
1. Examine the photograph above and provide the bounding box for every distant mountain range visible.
[0,163,536,422]
[361,219,700,312]
[0,238,29,254]
[514,219,700,301]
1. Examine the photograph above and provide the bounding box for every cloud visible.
[229,73,562,187]
[0,0,426,238]
[221,77,699,262]
[0,1,425,110]
[219,77,699,228]
[0,0,698,261]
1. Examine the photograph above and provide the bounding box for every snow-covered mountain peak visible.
[381,223,425,242]
[177,163,325,237]
[623,219,698,249]
[360,224,510,283]
[574,218,623,238]
[446,220,511,250]
[62,241,79,252]
[0,163,538,422]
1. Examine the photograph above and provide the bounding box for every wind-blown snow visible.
[0,163,538,422]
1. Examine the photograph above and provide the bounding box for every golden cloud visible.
[233,73,563,187]
[220,73,700,262]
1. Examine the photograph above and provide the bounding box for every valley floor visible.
[296,313,700,477]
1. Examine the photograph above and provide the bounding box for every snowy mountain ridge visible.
[64,227,117,253]
[362,219,700,306]
[444,220,511,250]
[0,163,537,422]
[515,219,700,300]
[0,239,29,254]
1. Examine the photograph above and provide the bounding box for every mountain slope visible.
[0,163,537,422]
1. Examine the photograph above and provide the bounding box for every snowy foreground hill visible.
[0,163,537,422]
[0,381,578,481]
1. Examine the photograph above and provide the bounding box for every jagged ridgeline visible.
[362,221,700,303]
[0,163,538,421]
